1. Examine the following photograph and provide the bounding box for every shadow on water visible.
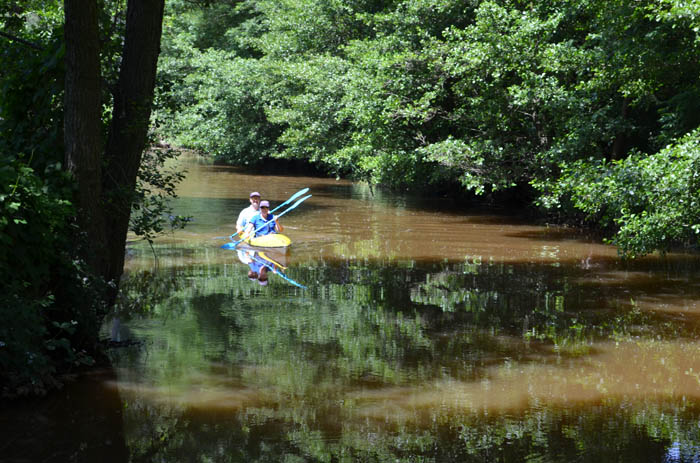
[0,369,128,463]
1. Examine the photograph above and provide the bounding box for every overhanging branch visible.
[0,30,42,50]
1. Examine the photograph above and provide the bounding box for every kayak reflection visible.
[235,248,306,289]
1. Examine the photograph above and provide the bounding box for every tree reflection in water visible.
[104,246,700,462]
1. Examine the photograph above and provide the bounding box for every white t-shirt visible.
[236,205,259,231]
[236,250,253,264]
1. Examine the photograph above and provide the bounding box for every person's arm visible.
[236,210,246,234]
[243,221,255,239]
[274,218,283,233]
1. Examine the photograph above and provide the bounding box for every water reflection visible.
[226,246,308,289]
[235,248,273,286]
[96,157,700,460]
[102,246,700,461]
[9,157,700,461]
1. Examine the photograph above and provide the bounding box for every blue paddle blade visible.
[275,272,307,289]
[220,242,238,250]
[250,254,307,289]
[270,187,310,214]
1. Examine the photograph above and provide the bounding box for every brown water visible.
[3,156,700,462]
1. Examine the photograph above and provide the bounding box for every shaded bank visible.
[1,368,128,463]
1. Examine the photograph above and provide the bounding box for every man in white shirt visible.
[236,191,261,235]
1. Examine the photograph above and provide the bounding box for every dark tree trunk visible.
[64,0,165,305]
[64,0,108,277]
[102,0,165,299]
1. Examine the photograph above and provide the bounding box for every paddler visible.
[241,249,271,286]
[257,266,269,286]
[236,191,261,235]
[237,249,260,280]
[245,200,283,237]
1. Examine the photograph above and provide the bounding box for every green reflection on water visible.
[107,243,700,462]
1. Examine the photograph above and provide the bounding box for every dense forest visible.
[155,0,700,257]
[1,0,699,395]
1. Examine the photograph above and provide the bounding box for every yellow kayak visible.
[246,233,291,248]
[258,251,287,269]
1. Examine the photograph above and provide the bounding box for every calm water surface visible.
[4,156,700,462]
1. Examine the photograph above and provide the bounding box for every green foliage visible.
[0,13,101,396]
[0,0,186,396]
[537,129,700,257]
[0,152,104,397]
[130,146,190,246]
[265,56,355,175]
[253,0,386,58]
[0,0,64,38]
[155,45,282,164]
[153,0,700,254]
[0,33,64,166]
[163,0,265,56]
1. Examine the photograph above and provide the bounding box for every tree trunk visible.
[64,0,108,277]
[64,0,165,305]
[102,0,165,299]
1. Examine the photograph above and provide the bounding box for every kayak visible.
[221,233,291,250]
[257,250,287,269]
[248,233,291,248]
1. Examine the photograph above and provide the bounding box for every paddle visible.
[214,232,242,240]
[230,194,312,247]
[258,251,287,270]
[215,188,310,241]
[250,253,307,289]
[269,187,309,214]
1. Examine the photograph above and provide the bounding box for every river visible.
[3,155,700,462]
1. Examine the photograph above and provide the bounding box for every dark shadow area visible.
[184,161,530,217]
[0,368,128,463]
[210,157,332,178]
[503,227,599,243]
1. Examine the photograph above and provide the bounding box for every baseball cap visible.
[249,192,261,198]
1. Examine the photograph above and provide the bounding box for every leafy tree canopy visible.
[155,0,700,256]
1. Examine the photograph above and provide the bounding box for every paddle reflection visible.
[235,247,306,289]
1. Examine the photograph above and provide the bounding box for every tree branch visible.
[0,30,42,50]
